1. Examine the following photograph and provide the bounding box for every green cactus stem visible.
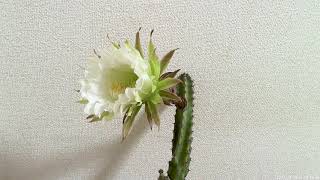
[165,73,194,180]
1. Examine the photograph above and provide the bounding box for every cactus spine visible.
[160,73,193,180]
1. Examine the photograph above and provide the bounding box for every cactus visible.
[158,73,194,180]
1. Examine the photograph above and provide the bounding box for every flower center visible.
[106,65,138,100]
[111,82,127,95]
[110,80,135,95]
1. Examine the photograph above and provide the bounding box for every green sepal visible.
[112,42,120,49]
[88,111,112,123]
[160,48,178,74]
[145,103,153,130]
[135,27,144,58]
[122,105,142,140]
[148,30,161,78]
[86,114,94,119]
[100,111,113,120]
[107,34,120,49]
[160,69,180,80]
[150,93,162,104]
[157,78,182,90]
[93,49,101,58]
[124,39,133,49]
[147,101,160,127]
[124,39,143,59]
[159,90,181,103]
[77,98,88,104]
[148,30,155,58]
[89,116,101,123]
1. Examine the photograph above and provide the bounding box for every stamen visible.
[111,82,126,94]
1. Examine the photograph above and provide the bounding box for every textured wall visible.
[1,0,320,179]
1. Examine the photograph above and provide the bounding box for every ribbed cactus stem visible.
[167,73,194,180]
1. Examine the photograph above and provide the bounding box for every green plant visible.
[159,73,194,180]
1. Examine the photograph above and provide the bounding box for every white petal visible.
[80,43,155,118]
[94,103,105,116]
[84,102,95,115]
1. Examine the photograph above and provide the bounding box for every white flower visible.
[80,41,153,120]
[79,30,182,139]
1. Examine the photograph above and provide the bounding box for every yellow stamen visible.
[111,82,126,94]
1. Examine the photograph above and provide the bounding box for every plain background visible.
[1,0,320,179]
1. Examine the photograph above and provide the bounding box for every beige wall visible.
[1,0,320,179]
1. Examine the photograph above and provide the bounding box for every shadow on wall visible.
[98,105,165,179]
[96,112,150,180]
[12,107,165,180]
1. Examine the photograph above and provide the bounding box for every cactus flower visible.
[79,29,182,139]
